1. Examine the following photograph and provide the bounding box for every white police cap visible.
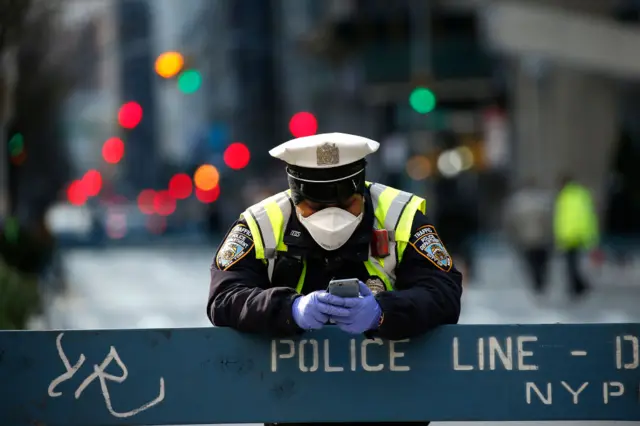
[269,132,379,169]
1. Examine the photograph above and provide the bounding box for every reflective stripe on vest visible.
[241,191,292,280]
[367,182,416,285]
[240,183,426,291]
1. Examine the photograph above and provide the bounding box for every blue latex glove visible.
[292,291,352,330]
[318,281,382,334]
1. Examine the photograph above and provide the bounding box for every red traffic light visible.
[81,170,103,197]
[289,112,318,138]
[223,142,250,170]
[118,101,143,129]
[168,173,193,199]
[195,186,220,203]
[102,137,125,164]
[67,180,88,206]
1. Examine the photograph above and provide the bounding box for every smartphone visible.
[327,278,360,298]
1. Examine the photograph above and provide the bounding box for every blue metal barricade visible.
[1,324,638,425]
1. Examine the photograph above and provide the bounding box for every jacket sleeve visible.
[207,219,303,337]
[371,210,463,340]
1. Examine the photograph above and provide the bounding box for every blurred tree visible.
[0,0,36,330]
[0,0,32,218]
[0,0,31,50]
[8,1,75,221]
[0,259,41,329]
[1,0,79,279]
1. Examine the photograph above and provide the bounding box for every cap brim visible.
[288,174,363,204]
[286,159,366,183]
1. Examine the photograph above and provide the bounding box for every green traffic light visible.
[177,70,202,94]
[409,87,437,114]
[8,133,24,156]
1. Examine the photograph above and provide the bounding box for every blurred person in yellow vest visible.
[554,175,599,298]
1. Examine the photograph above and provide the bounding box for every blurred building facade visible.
[297,0,640,238]
[61,0,168,194]
[60,0,121,177]
[56,0,640,241]
[115,0,159,193]
[160,0,640,238]
[484,0,640,238]
[298,0,500,237]
[57,0,208,239]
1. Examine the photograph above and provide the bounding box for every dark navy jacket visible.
[208,187,463,341]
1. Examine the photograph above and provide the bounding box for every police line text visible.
[271,338,410,372]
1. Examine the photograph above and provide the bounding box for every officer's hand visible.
[319,282,382,334]
[292,291,352,330]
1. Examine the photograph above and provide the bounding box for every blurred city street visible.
[43,244,640,331]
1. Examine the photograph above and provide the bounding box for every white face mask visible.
[298,207,363,251]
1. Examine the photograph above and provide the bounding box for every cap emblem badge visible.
[316,142,340,166]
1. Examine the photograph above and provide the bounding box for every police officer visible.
[208,133,461,425]
[209,131,461,338]
[208,131,462,353]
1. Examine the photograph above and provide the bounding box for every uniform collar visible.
[283,186,374,260]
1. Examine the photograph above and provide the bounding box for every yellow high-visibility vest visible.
[553,183,599,250]
[240,182,426,293]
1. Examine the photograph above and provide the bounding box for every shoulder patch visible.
[410,225,453,272]
[215,224,254,270]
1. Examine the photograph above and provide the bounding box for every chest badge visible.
[366,277,386,295]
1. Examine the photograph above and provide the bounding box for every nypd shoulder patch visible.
[410,225,453,272]
[215,224,254,270]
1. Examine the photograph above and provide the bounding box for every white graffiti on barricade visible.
[47,332,165,418]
